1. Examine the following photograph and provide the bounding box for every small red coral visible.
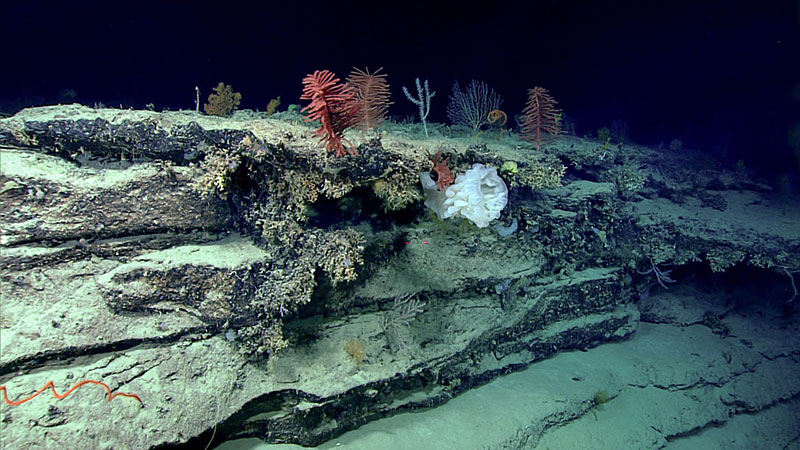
[300,70,361,157]
[430,151,454,191]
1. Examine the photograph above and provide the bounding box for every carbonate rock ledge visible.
[0,105,797,448]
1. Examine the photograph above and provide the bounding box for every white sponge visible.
[420,163,508,228]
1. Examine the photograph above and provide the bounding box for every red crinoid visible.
[301,70,361,157]
[520,87,562,151]
[347,67,393,132]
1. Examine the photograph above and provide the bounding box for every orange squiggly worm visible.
[1,380,143,407]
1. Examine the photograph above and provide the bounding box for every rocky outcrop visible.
[0,105,797,449]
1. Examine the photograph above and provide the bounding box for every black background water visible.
[1,0,797,177]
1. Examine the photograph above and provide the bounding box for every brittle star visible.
[637,257,676,289]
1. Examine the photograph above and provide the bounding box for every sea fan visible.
[347,67,393,132]
[300,70,361,156]
[520,87,562,150]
